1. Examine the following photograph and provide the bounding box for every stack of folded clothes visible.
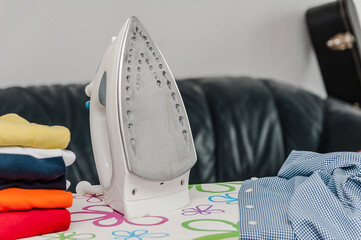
[0,113,75,240]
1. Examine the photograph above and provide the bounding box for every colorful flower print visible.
[71,205,168,227]
[208,193,238,205]
[40,231,96,240]
[181,204,224,216]
[189,182,243,193]
[182,219,239,240]
[73,194,104,203]
[112,230,169,240]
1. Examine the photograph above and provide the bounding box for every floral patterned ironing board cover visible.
[24,181,242,240]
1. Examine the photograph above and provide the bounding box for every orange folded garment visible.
[0,188,73,211]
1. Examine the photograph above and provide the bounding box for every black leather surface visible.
[262,80,324,156]
[1,77,361,192]
[320,97,361,152]
[193,77,285,181]
[177,81,216,184]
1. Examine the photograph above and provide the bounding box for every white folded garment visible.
[0,147,76,166]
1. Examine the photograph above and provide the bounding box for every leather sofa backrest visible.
[2,77,361,192]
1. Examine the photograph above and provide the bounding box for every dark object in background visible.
[306,0,361,105]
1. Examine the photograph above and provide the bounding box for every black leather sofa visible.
[1,76,361,192]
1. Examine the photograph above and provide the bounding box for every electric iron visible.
[81,16,197,219]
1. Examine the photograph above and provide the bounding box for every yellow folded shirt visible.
[0,113,70,149]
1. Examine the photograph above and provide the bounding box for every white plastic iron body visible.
[85,16,197,219]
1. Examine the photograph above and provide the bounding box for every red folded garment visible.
[0,209,70,240]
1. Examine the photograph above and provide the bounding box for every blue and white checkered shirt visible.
[238,151,361,239]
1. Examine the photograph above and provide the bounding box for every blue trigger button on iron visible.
[85,101,90,109]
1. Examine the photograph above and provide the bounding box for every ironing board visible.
[24,181,242,240]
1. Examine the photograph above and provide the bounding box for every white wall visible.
[0,0,332,97]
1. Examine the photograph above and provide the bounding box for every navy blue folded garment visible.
[0,175,66,190]
[238,151,361,239]
[0,154,66,190]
